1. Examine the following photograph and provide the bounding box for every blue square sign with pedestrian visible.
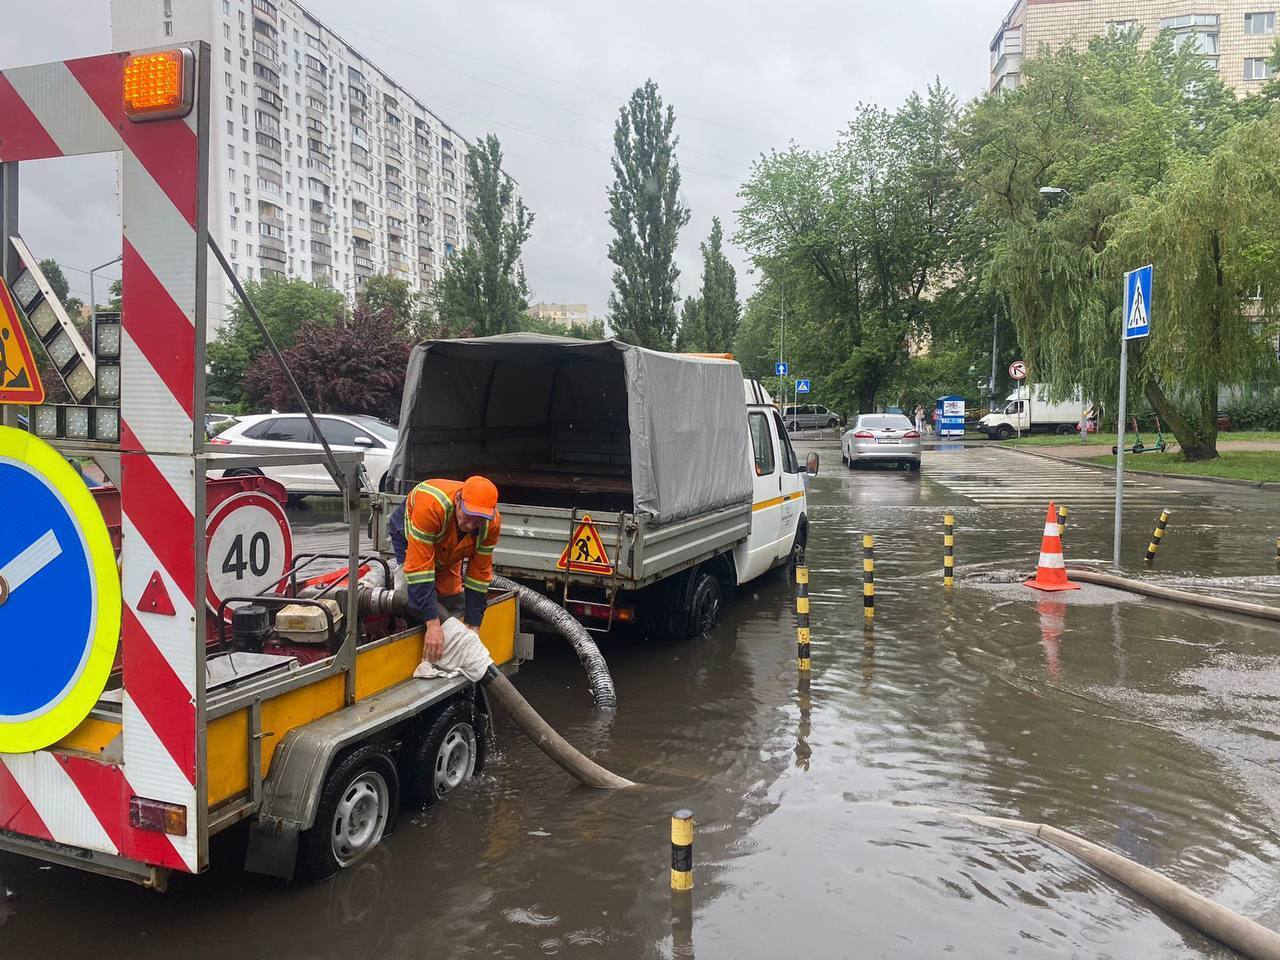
[1124,264,1152,340]
[796,379,811,394]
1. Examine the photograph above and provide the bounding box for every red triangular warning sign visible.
[0,278,44,405]
[139,570,176,616]
[557,514,614,576]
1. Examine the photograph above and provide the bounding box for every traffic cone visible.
[1025,501,1081,592]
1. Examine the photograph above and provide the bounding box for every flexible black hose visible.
[491,575,619,712]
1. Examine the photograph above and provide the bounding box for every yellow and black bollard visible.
[1275,536,1279,563]
[943,514,955,588]
[1145,509,1172,565]
[795,564,811,671]
[863,534,875,621]
[671,809,694,892]
[1056,504,1069,540]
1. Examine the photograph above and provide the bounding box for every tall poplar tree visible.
[606,80,690,350]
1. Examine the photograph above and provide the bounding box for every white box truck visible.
[977,384,1086,439]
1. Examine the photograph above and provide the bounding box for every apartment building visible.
[528,302,591,329]
[991,0,1278,93]
[112,0,516,329]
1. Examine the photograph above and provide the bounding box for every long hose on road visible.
[1066,567,1280,624]
[965,814,1280,960]
[491,574,619,712]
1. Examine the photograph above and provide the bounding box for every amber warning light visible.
[123,48,195,120]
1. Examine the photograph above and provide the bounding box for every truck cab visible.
[738,380,808,582]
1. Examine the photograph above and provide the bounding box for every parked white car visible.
[211,413,399,495]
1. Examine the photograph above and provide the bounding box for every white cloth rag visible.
[413,616,495,683]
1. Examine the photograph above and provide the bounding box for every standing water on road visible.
[2,444,1279,958]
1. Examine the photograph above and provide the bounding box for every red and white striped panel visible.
[0,49,207,873]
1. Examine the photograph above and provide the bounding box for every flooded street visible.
[4,443,1280,958]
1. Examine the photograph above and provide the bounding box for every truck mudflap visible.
[244,671,470,879]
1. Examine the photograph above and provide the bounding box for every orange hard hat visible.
[459,475,499,520]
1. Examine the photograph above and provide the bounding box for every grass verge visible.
[1091,450,1280,483]
[1007,430,1280,448]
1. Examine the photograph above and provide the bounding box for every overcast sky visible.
[3,0,1011,316]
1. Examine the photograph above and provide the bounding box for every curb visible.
[999,444,1280,490]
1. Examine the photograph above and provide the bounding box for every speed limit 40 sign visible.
[205,490,293,618]
[1008,360,1028,381]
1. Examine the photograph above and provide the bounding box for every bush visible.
[1221,394,1280,431]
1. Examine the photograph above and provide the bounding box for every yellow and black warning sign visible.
[0,278,44,405]
[557,514,614,576]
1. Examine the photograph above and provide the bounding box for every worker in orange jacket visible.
[387,476,502,664]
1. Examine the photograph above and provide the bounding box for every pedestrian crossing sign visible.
[0,278,44,405]
[557,514,614,576]
[1123,264,1152,341]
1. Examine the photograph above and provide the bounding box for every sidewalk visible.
[1025,439,1280,459]
[1002,441,1280,490]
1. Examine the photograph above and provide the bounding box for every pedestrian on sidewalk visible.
[913,404,925,436]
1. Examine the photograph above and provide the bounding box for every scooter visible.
[1112,416,1168,455]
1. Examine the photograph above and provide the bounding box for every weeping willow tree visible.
[962,31,1275,459]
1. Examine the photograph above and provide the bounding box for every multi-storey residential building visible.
[528,302,592,329]
[990,0,1277,93]
[112,0,516,330]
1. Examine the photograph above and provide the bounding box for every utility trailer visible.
[0,43,522,889]
[376,336,814,638]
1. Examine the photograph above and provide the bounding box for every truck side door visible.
[741,409,782,582]
[772,408,805,561]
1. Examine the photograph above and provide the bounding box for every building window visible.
[1246,11,1276,33]
[163,20,174,37]
[1245,56,1273,79]
[223,0,230,12]
[1108,19,1138,36]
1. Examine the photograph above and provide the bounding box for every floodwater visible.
[3,443,1280,958]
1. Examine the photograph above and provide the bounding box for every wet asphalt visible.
[2,441,1280,958]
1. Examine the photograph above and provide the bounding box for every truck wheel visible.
[995,424,1014,441]
[298,745,400,881]
[787,520,809,581]
[1055,424,1076,436]
[683,571,722,642]
[401,699,482,809]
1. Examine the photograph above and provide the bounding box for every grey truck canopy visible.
[388,334,753,524]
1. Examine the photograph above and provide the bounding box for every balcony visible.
[252,39,279,69]
[311,246,332,265]
[252,0,277,23]
[252,61,280,91]
[310,218,330,236]
[385,141,404,165]
[351,224,373,243]
[260,242,287,265]
[256,85,282,114]
[353,253,374,272]
[311,264,333,285]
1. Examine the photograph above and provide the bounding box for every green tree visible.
[207,275,345,407]
[962,32,1251,458]
[675,296,704,351]
[607,80,690,350]
[737,81,971,413]
[357,273,419,335]
[695,218,740,351]
[37,258,83,317]
[435,134,533,336]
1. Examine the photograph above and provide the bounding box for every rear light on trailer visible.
[853,431,875,439]
[123,48,195,120]
[903,431,921,439]
[568,601,634,623]
[130,796,188,836]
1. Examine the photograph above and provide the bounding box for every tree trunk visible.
[1143,379,1217,461]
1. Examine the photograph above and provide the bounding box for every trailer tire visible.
[401,699,482,810]
[298,745,400,881]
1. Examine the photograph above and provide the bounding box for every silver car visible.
[842,414,922,471]
[783,403,843,432]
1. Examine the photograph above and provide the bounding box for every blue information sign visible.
[795,379,811,394]
[774,361,788,376]
[1123,265,1152,340]
[0,427,121,752]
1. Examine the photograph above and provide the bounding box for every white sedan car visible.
[842,414,922,471]
[211,413,399,495]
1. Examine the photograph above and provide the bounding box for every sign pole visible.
[1113,336,1128,568]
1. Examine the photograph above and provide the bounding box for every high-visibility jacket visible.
[392,478,501,627]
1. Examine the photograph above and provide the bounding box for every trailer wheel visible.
[402,699,481,809]
[298,745,399,881]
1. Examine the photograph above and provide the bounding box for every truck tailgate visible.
[496,502,750,588]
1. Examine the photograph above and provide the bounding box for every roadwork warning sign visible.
[557,514,614,575]
[0,278,44,405]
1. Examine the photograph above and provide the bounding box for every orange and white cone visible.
[1024,501,1081,592]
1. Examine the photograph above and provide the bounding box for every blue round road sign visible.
[0,427,121,752]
